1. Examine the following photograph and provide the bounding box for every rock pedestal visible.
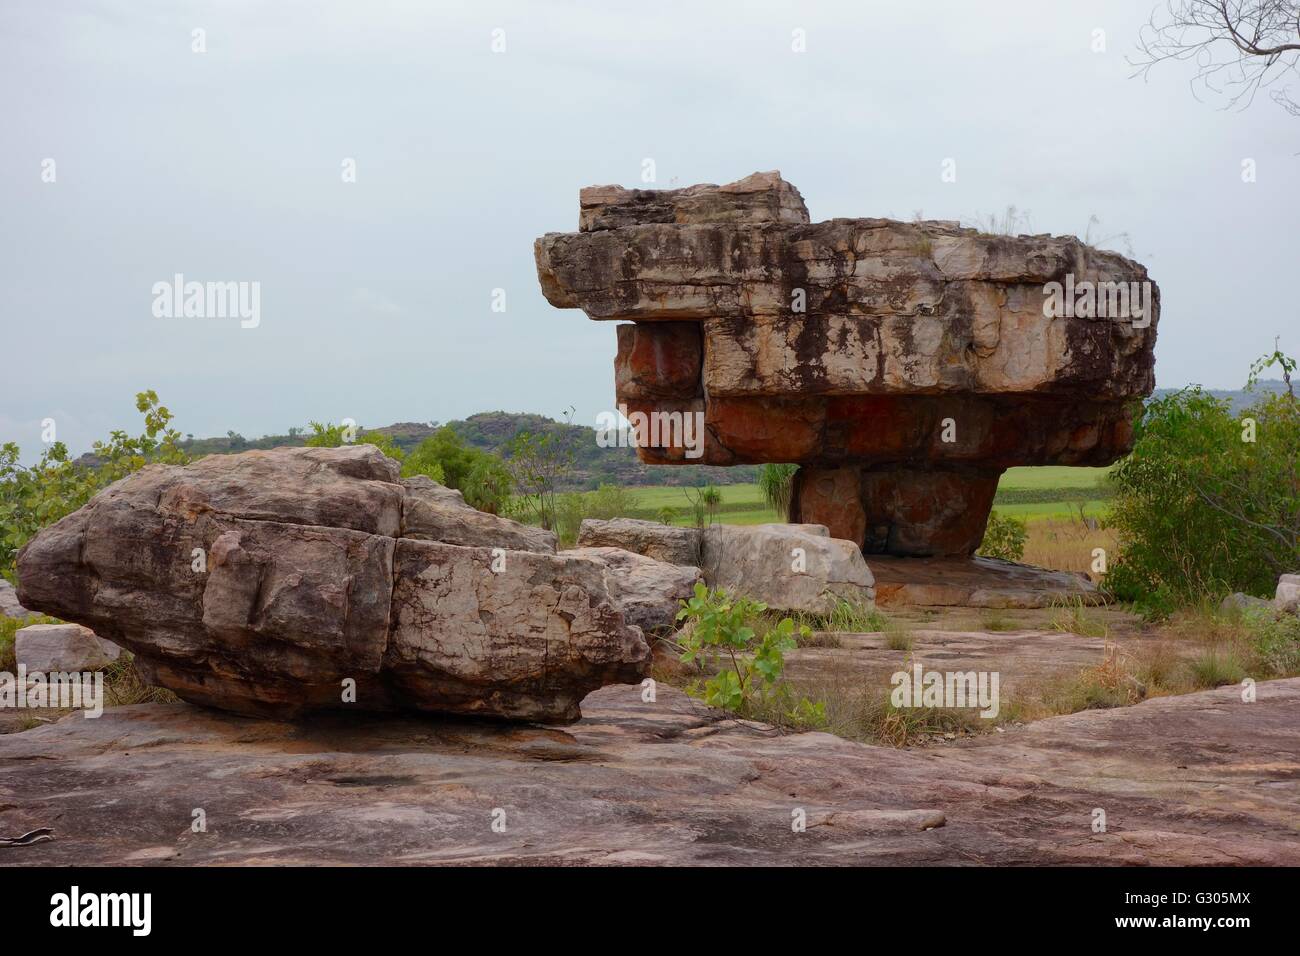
[536,172,1159,556]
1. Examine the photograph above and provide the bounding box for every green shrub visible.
[675,583,822,725]
[584,483,640,521]
[402,425,514,513]
[977,510,1027,561]
[656,506,677,525]
[1,391,187,582]
[554,493,585,548]
[305,421,405,462]
[1107,351,1299,607]
[1245,609,1300,676]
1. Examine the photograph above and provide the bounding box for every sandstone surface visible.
[1,679,1295,865]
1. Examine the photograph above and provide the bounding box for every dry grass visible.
[654,576,1300,750]
[1022,520,1117,575]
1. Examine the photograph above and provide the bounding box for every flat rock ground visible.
[1,664,1297,865]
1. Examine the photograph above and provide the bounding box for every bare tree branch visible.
[1130,1,1300,115]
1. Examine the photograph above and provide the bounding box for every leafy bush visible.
[1,391,187,582]
[402,425,516,513]
[675,584,824,726]
[305,421,405,462]
[584,483,640,521]
[977,510,1027,561]
[1244,608,1300,676]
[554,493,585,548]
[1107,351,1299,607]
[656,506,677,525]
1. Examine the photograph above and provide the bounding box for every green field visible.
[616,465,1112,527]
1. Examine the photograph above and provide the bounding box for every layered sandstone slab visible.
[14,446,648,722]
[536,172,1159,556]
[5,679,1298,865]
[574,517,875,614]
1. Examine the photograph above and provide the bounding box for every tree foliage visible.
[305,421,406,462]
[1107,350,1300,610]
[1,391,187,581]
[977,510,1028,562]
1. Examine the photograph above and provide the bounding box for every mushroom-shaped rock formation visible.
[535,172,1159,556]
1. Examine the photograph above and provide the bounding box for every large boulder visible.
[15,446,648,723]
[15,623,120,673]
[566,546,702,635]
[700,523,875,615]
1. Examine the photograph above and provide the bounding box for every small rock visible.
[1276,574,1300,615]
[1221,591,1273,613]
[0,579,31,619]
[15,623,120,673]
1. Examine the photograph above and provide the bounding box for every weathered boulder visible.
[14,446,648,722]
[566,546,702,635]
[1221,591,1274,614]
[870,555,1102,608]
[574,518,873,614]
[536,172,1159,556]
[15,623,119,673]
[699,523,875,615]
[577,517,701,566]
[1276,574,1300,615]
[0,580,30,619]
[401,475,556,553]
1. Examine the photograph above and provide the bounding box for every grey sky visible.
[2,0,1295,461]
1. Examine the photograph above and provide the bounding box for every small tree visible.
[675,584,825,728]
[977,511,1028,562]
[504,430,573,530]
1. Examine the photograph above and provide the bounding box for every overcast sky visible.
[2,0,1295,460]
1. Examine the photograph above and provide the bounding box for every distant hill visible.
[1152,380,1287,414]
[175,411,757,491]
